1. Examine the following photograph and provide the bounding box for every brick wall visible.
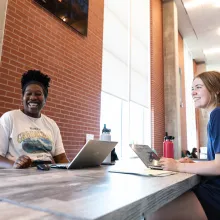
[178,32,187,151]
[0,0,104,159]
[150,0,164,156]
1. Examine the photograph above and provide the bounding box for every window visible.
[184,42,197,152]
[101,0,151,158]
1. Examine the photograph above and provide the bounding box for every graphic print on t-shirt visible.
[17,128,53,154]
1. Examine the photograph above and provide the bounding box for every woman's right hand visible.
[13,155,32,169]
[178,157,194,163]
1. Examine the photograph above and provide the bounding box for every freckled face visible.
[22,84,46,118]
[191,78,212,109]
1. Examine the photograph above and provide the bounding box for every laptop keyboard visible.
[50,163,69,168]
[149,165,163,170]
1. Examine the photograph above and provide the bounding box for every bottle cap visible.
[164,136,175,141]
[102,124,111,133]
[164,132,174,140]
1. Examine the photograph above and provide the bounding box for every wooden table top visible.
[0,159,200,220]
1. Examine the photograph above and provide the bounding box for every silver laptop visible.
[130,144,163,170]
[51,140,118,169]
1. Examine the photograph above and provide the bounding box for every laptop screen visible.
[130,144,160,168]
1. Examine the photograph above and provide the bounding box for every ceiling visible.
[175,0,220,70]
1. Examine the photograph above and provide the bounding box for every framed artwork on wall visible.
[34,0,89,36]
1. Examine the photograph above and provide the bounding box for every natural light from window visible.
[184,42,197,153]
[101,0,151,158]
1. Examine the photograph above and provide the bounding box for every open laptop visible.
[130,144,163,170]
[50,140,118,169]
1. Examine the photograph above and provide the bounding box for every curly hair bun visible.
[21,70,51,98]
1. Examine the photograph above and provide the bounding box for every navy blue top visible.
[207,107,220,185]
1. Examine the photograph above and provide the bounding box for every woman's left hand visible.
[159,157,179,171]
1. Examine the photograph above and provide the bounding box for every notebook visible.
[130,144,163,170]
[50,140,118,169]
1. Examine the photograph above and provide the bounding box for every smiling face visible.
[191,77,213,110]
[22,84,46,118]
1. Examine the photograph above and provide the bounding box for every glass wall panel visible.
[101,0,150,158]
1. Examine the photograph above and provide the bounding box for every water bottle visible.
[163,132,175,158]
[100,124,111,141]
[100,124,111,163]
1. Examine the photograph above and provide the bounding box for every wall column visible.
[163,0,181,158]
[0,0,8,62]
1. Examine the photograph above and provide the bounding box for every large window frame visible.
[101,0,151,158]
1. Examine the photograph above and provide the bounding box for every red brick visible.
[0,95,14,104]
[150,0,164,157]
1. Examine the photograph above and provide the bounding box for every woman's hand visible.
[178,157,194,163]
[13,155,32,169]
[53,153,69,164]
[159,157,180,172]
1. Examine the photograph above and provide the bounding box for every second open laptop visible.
[130,144,163,170]
[51,140,118,169]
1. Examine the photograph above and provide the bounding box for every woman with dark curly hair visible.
[0,70,69,169]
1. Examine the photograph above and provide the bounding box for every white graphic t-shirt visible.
[0,110,65,162]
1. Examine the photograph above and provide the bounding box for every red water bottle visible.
[163,132,174,158]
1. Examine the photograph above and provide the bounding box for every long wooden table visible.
[0,159,200,220]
